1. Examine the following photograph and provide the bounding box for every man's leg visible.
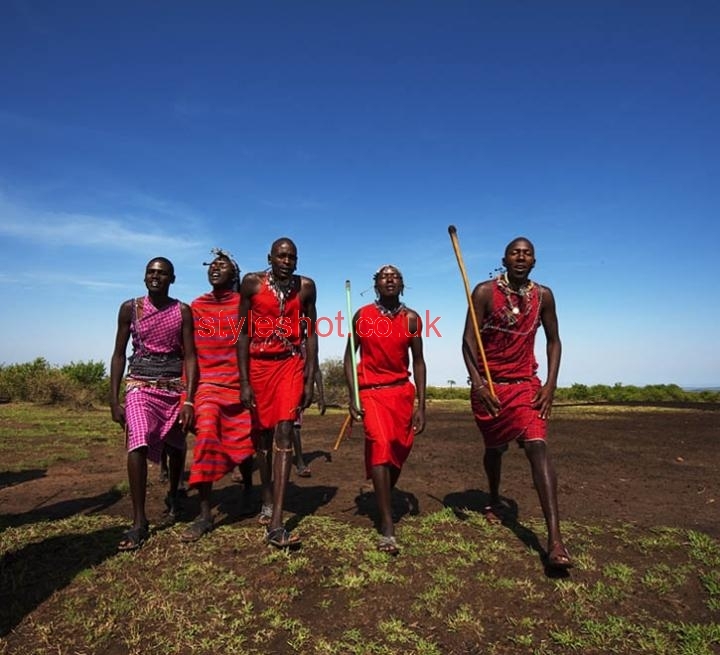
[118,447,150,549]
[371,464,394,538]
[237,455,255,515]
[239,455,253,490]
[292,425,311,476]
[255,430,273,511]
[127,447,149,528]
[269,420,293,532]
[196,482,213,521]
[155,441,187,526]
[523,440,571,567]
[159,444,169,482]
[483,446,504,506]
[179,480,215,542]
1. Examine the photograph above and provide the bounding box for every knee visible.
[275,422,293,447]
[524,440,550,465]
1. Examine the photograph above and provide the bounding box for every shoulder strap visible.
[132,297,147,356]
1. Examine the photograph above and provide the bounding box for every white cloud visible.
[0,194,202,252]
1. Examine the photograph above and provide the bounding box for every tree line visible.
[0,357,717,407]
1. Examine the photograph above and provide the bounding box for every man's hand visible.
[412,407,426,435]
[178,404,194,433]
[348,399,364,422]
[241,383,256,410]
[531,384,555,420]
[110,403,126,427]
[471,385,501,417]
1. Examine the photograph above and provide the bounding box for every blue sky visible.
[1,1,718,388]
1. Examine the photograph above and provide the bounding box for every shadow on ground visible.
[0,469,47,491]
[442,488,566,576]
[0,488,123,532]
[0,525,125,636]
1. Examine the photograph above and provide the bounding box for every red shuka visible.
[188,290,253,486]
[472,278,548,449]
[249,276,305,430]
[356,303,420,477]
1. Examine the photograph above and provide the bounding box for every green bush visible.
[1,357,717,408]
[0,358,105,407]
[61,360,106,386]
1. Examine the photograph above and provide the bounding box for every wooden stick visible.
[448,225,495,398]
[333,413,352,451]
[345,280,362,411]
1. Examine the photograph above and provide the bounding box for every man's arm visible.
[109,301,132,426]
[300,276,318,411]
[236,273,258,408]
[462,282,500,416]
[408,310,426,435]
[314,354,326,414]
[179,302,197,432]
[534,285,561,419]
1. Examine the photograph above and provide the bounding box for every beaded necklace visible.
[260,271,300,353]
[267,270,297,316]
[498,273,535,327]
[374,300,406,318]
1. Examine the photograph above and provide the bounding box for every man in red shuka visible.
[180,249,255,542]
[237,237,318,548]
[345,265,426,555]
[462,236,571,570]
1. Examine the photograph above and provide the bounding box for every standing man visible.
[181,249,255,542]
[345,265,426,555]
[110,257,197,551]
[237,237,318,548]
[462,237,571,569]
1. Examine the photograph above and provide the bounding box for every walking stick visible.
[334,280,362,451]
[333,413,352,451]
[345,279,362,412]
[447,225,495,398]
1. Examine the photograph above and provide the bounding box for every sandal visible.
[257,503,273,526]
[377,535,400,555]
[296,466,312,478]
[118,523,149,551]
[180,516,214,542]
[547,541,573,569]
[158,493,184,528]
[482,502,508,524]
[265,526,301,548]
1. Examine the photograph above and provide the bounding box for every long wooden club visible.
[332,413,352,451]
[345,279,362,411]
[448,225,495,398]
[334,280,361,451]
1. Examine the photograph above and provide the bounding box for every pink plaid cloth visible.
[125,386,185,462]
[129,297,183,359]
[125,297,185,462]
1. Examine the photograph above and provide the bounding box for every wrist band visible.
[183,401,194,408]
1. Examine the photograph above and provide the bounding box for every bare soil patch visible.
[1,402,718,653]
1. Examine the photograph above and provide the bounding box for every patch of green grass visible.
[2,488,720,655]
[603,562,635,584]
[0,404,119,470]
[641,563,690,594]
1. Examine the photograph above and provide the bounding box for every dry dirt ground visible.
[2,403,717,538]
[1,402,718,653]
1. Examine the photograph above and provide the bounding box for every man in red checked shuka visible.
[180,249,255,542]
[462,237,572,570]
[237,237,318,548]
[344,265,426,556]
